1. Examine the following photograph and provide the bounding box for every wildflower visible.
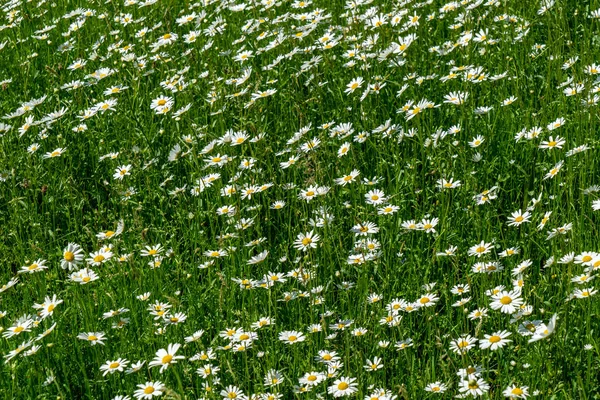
[134,381,166,399]
[327,377,358,397]
[293,231,320,251]
[480,330,512,350]
[77,332,106,345]
[100,358,129,376]
[149,343,185,373]
[490,289,523,314]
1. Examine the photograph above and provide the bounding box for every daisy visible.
[345,77,364,94]
[299,371,326,386]
[504,384,529,398]
[421,218,438,233]
[544,160,564,180]
[113,165,132,180]
[70,268,100,284]
[149,343,185,373]
[365,189,387,205]
[96,220,124,241]
[351,221,379,236]
[86,249,113,266]
[32,294,63,319]
[27,143,40,153]
[416,293,439,307]
[100,358,129,376]
[573,287,597,299]
[43,148,65,158]
[328,377,358,397]
[134,381,166,399]
[424,382,448,393]
[234,50,253,63]
[338,142,351,157]
[335,169,360,186]
[529,314,558,342]
[141,244,163,257]
[450,335,477,354]
[3,319,33,338]
[507,210,531,226]
[539,136,565,149]
[437,178,461,189]
[150,96,174,111]
[479,330,512,350]
[61,243,84,270]
[490,289,523,314]
[443,91,468,105]
[468,241,493,257]
[468,135,485,148]
[278,331,305,344]
[77,332,106,345]
[293,231,320,251]
[200,359,224,377]
[126,360,146,374]
[18,259,48,274]
[220,385,247,400]
[459,378,490,397]
[363,356,384,371]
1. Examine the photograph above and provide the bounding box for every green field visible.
[0,0,599,398]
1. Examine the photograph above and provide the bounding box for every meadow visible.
[0,0,599,398]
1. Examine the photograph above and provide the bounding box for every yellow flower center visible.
[500,296,512,305]
[64,251,75,261]
[144,386,155,394]
[109,362,120,369]
[88,335,98,341]
[337,382,349,390]
[419,297,430,304]
[301,238,312,246]
[162,355,173,364]
[511,388,523,395]
[489,335,501,343]
[93,255,105,263]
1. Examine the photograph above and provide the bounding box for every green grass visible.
[0,0,600,398]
